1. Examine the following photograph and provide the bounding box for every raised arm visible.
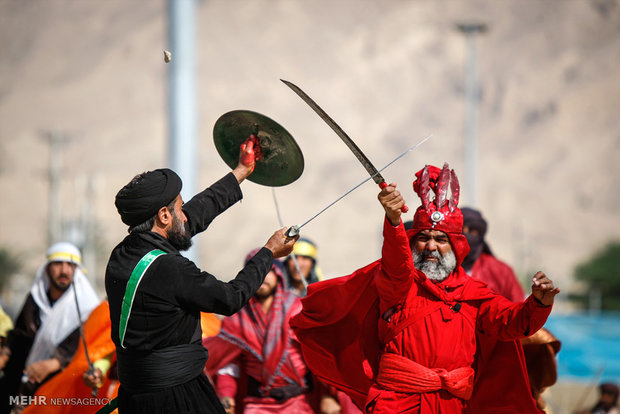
[175,228,297,315]
[378,182,405,227]
[478,272,559,340]
[183,135,262,235]
[376,183,415,313]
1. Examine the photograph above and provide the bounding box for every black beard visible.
[255,285,276,300]
[48,277,71,293]
[168,229,192,251]
[167,215,193,251]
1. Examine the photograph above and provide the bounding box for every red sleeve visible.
[376,217,416,314]
[477,294,552,341]
[203,335,244,375]
[215,369,239,399]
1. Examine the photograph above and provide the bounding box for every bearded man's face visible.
[46,261,77,292]
[255,270,278,300]
[167,207,192,251]
[410,230,457,281]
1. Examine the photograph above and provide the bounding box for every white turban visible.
[25,242,99,367]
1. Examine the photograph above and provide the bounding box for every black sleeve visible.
[53,328,80,368]
[182,173,243,237]
[162,247,274,316]
[1,297,38,395]
[6,295,40,350]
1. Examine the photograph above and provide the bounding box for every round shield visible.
[213,110,304,187]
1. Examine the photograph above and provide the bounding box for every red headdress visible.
[407,163,470,266]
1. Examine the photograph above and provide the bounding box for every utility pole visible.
[456,22,487,207]
[42,131,69,246]
[168,0,198,261]
[77,173,100,291]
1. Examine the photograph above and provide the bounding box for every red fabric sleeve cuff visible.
[523,294,553,336]
[382,216,407,248]
[216,374,238,398]
[381,216,413,276]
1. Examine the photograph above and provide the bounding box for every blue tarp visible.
[545,312,620,383]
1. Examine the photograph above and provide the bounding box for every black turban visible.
[115,168,182,227]
[461,207,492,270]
[461,207,487,238]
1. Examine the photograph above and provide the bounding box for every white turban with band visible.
[25,242,99,367]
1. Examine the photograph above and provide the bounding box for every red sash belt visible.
[376,353,474,400]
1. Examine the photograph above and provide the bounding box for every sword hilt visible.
[285,225,300,238]
[379,182,409,213]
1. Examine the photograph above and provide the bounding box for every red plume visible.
[448,168,460,212]
[418,165,431,210]
[435,163,451,209]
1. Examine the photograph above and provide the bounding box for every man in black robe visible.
[105,136,298,413]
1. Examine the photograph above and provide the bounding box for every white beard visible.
[413,249,457,281]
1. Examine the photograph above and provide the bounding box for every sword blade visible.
[281,79,385,186]
[287,135,431,236]
[72,281,99,396]
[71,282,92,367]
[271,188,308,289]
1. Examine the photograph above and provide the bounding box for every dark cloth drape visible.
[117,373,225,414]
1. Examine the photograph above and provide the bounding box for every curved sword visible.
[72,282,99,397]
[281,79,410,214]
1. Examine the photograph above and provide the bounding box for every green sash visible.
[118,249,167,349]
[98,250,167,413]
[95,397,118,414]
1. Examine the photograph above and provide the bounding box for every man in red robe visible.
[460,207,524,302]
[204,250,315,413]
[290,163,560,413]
